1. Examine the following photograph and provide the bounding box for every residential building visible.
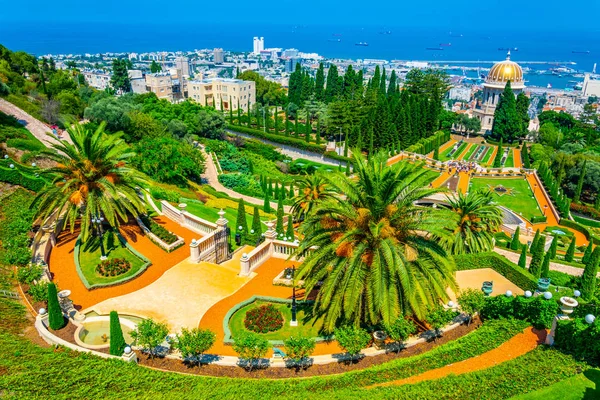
[82,69,112,90]
[145,72,173,100]
[285,57,301,73]
[213,48,224,64]
[187,78,255,111]
[128,70,146,94]
[174,56,190,77]
[583,74,600,97]
[448,86,472,102]
[253,37,264,54]
[283,48,299,58]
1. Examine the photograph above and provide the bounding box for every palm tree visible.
[291,173,336,220]
[441,190,503,255]
[295,150,457,332]
[32,122,146,242]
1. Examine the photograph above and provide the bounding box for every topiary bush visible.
[481,295,559,329]
[554,317,600,362]
[109,311,126,356]
[140,214,177,244]
[244,304,283,333]
[47,282,65,330]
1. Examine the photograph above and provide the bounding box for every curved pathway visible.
[0,98,72,147]
[368,326,545,388]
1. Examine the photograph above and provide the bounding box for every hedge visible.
[559,218,600,245]
[530,215,548,224]
[0,164,47,191]
[554,317,600,363]
[573,214,600,228]
[6,137,45,152]
[480,295,559,329]
[227,124,326,154]
[537,162,571,217]
[454,252,538,291]
[406,131,451,155]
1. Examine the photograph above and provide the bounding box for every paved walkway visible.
[49,217,198,310]
[198,257,343,357]
[91,247,253,332]
[513,148,523,168]
[457,171,470,194]
[368,326,545,388]
[449,268,523,301]
[494,247,600,277]
[0,98,72,147]
[201,147,291,213]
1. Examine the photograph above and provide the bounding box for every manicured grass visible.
[440,142,468,162]
[469,177,543,220]
[480,146,494,165]
[77,231,147,286]
[511,369,600,400]
[462,144,477,161]
[229,300,326,341]
[290,158,338,174]
[504,148,515,168]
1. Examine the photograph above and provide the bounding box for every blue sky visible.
[1,0,599,31]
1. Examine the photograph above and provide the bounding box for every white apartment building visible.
[187,78,255,111]
[174,56,190,77]
[82,69,112,90]
[145,72,174,100]
[253,37,264,54]
[583,74,600,97]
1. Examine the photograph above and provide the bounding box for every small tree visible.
[529,238,545,278]
[236,198,248,234]
[581,247,600,301]
[251,206,262,236]
[427,305,456,340]
[548,237,558,259]
[518,244,528,268]
[263,191,271,213]
[288,182,295,199]
[386,317,416,352]
[521,143,531,168]
[565,238,576,262]
[457,289,485,325]
[109,311,126,356]
[334,326,370,360]
[510,226,521,250]
[530,229,541,251]
[276,197,284,236]
[433,147,439,161]
[232,332,269,371]
[541,251,551,279]
[130,318,169,358]
[582,244,594,265]
[47,282,65,330]
[175,328,216,366]
[284,336,315,369]
[493,139,503,168]
[285,216,294,240]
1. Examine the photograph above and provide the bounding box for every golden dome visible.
[486,52,523,85]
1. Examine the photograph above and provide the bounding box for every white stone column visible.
[216,209,228,231]
[189,239,200,263]
[239,252,250,276]
[264,221,277,242]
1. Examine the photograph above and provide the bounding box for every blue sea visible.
[1,22,599,89]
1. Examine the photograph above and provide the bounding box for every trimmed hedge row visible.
[554,317,600,363]
[573,214,600,228]
[559,218,600,245]
[454,252,538,291]
[480,295,559,329]
[227,124,326,154]
[538,162,571,217]
[406,131,451,155]
[0,165,46,191]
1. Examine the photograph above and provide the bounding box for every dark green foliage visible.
[529,237,545,278]
[426,306,459,338]
[454,252,537,291]
[492,139,503,168]
[518,244,528,268]
[263,191,271,213]
[283,336,316,364]
[573,159,587,204]
[582,243,593,265]
[433,146,439,160]
[110,59,131,93]
[541,251,551,279]
[251,206,262,235]
[334,325,371,357]
[521,143,531,168]
[236,198,248,234]
[581,247,600,301]
[0,189,36,267]
[491,81,520,142]
[530,229,541,251]
[457,289,485,325]
[537,162,571,217]
[47,283,65,330]
[565,238,576,262]
[548,237,558,259]
[228,125,325,154]
[139,215,177,245]
[109,311,126,356]
[285,215,294,240]
[481,295,558,329]
[232,332,269,370]
[510,226,521,250]
[130,318,169,357]
[175,328,216,362]
[554,317,600,362]
[275,197,284,236]
[386,317,417,345]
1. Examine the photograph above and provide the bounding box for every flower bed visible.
[95,258,131,277]
[244,304,283,333]
[139,215,177,244]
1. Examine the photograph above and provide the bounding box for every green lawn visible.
[469,177,543,220]
[290,158,339,174]
[461,144,477,161]
[504,148,515,168]
[77,231,147,286]
[480,146,494,165]
[440,142,468,162]
[511,369,600,400]
[229,300,327,341]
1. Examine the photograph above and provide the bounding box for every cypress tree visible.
[236,198,248,234]
[294,117,299,138]
[274,181,279,200]
[573,160,587,204]
[491,80,520,142]
[581,247,600,301]
[510,226,521,250]
[273,105,279,133]
[268,179,274,197]
[229,104,233,123]
[582,244,594,265]
[548,237,557,259]
[529,238,545,278]
[47,283,65,330]
[276,197,284,236]
[237,100,241,126]
[595,194,600,211]
[565,238,576,262]
[285,215,294,240]
[263,191,271,213]
[315,62,325,101]
[251,206,262,235]
[284,109,289,136]
[541,251,551,279]
[316,119,321,145]
[518,244,528,268]
[493,138,503,168]
[109,311,126,356]
[305,112,311,142]
[521,143,531,168]
[288,182,294,199]
[530,229,541,252]
[368,126,374,156]
[433,147,439,161]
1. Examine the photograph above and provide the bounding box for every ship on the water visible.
[328,39,341,42]
[426,47,444,51]
[498,47,519,51]
[440,43,452,46]
[355,42,368,46]
[572,50,590,54]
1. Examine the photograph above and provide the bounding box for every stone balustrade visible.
[160,201,218,235]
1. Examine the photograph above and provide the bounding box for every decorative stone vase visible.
[373,331,387,349]
[537,278,551,292]
[482,281,493,296]
[560,296,578,315]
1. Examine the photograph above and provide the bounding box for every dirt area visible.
[135,318,482,379]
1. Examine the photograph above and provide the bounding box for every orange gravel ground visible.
[369,327,546,388]
[486,145,498,167]
[456,143,473,160]
[386,153,407,166]
[457,172,470,194]
[49,216,200,310]
[431,170,452,188]
[198,257,343,357]
[513,148,523,168]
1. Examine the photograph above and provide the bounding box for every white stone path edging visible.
[34,310,468,368]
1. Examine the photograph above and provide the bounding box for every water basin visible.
[75,316,137,350]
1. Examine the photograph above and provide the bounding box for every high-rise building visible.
[253,37,264,54]
[174,56,190,77]
[213,48,224,64]
[285,58,301,73]
[283,48,299,58]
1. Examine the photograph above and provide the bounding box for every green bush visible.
[530,215,548,224]
[454,252,538,291]
[218,173,262,198]
[6,138,45,152]
[554,317,600,362]
[27,281,49,303]
[17,265,43,285]
[232,331,269,370]
[130,318,169,358]
[227,124,326,154]
[109,311,126,356]
[560,218,600,245]
[573,214,600,228]
[140,214,178,244]
[334,325,371,357]
[0,164,47,192]
[283,336,316,364]
[148,187,179,203]
[481,295,559,329]
[175,327,216,362]
[47,283,65,330]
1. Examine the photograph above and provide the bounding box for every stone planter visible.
[373,331,387,349]
[482,281,493,296]
[537,278,551,292]
[560,296,578,315]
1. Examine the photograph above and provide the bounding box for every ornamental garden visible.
[1,44,600,398]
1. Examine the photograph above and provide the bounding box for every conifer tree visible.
[433,147,439,161]
[284,109,289,136]
[263,191,271,213]
[516,92,530,136]
[315,62,325,101]
[510,226,521,250]
[236,198,248,234]
[530,229,541,251]
[582,244,593,265]
[521,143,531,168]
[294,117,299,138]
[47,283,65,330]
[285,215,294,240]
[565,237,576,262]
[548,237,557,259]
[276,197,284,236]
[288,182,294,199]
[491,80,520,143]
[252,206,262,235]
[529,237,545,278]
[573,160,587,204]
[518,244,528,268]
[109,311,126,356]
[541,251,551,279]
[581,247,600,301]
[493,139,503,168]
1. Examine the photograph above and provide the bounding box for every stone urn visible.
[482,281,493,296]
[560,297,578,315]
[373,331,387,350]
[537,278,551,292]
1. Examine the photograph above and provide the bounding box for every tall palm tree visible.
[32,122,146,242]
[295,150,457,332]
[291,173,336,220]
[441,190,503,255]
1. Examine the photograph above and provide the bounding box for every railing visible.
[244,241,273,275]
[161,201,184,224]
[0,290,19,299]
[160,201,218,235]
[272,240,299,258]
[193,231,217,263]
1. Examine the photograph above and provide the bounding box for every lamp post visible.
[91,214,107,260]
[290,265,298,327]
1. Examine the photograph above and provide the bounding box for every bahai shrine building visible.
[473,51,525,134]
